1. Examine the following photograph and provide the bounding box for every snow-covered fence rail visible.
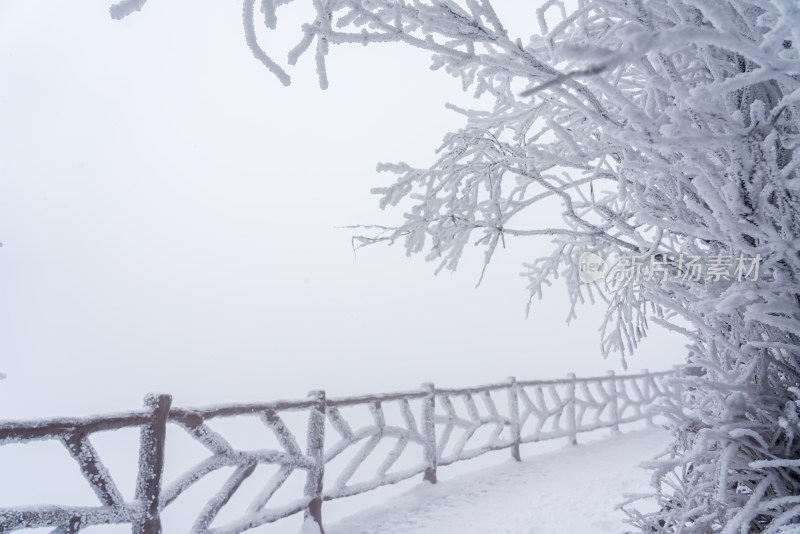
[0,370,674,533]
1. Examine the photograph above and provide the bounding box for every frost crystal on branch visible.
[109,0,148,20]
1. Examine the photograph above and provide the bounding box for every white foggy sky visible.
[0,0,685,419]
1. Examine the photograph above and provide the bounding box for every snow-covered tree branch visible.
[114,0,800,531]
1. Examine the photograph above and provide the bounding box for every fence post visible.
[607,371,620,433]
[642,369,654,425]
[672,364,686,399]
[506,377,521,461]
[304,390,326,533]
[134,393,171,534]
[421,382,438,483]
[566,373,577,446]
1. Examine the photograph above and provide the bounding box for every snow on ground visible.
[325,427,670,534]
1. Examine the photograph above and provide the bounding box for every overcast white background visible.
[0,0,686,421]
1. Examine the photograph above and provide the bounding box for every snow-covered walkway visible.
[326,428,670,534]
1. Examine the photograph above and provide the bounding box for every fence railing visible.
[0,370,675,533]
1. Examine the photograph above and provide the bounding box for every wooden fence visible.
[0,370,675,533]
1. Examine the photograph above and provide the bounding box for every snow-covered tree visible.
[114,0,800,531]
